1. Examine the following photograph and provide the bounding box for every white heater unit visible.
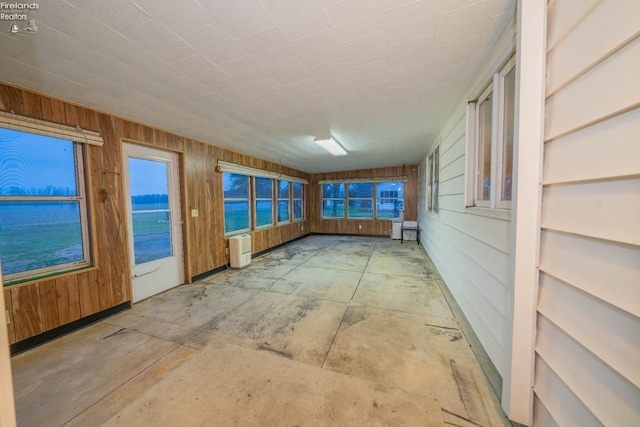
[229,234,251,269]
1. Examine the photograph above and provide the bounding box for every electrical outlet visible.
[301,225,304,230]
[5,310,10,325]
[359,224,362,230]
[225,247,229,255]
[191,209,199,217]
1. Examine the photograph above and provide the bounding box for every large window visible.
[0,128,91,282]
[468,56,515,209]
[293,182,303,221]
[427,145,439,213]
[376,182,404,219]
[322,181,404,219]
[277,180,290,223]
[348,183,373,218]
[223,172,250,233]
[322,183,345,218]
[254,177,273,228]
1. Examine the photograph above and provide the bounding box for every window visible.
[254,177,273,228]
[348,183,373,219]
[277,180,290,223]
[427,145,439,213]
[376,182,404,219]
[0,128,91,282]
[322,183,345,218]
[223,172,250,233]
[293,182,303,221]
[468,56,516,209]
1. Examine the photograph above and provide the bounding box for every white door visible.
[123,143,184,303]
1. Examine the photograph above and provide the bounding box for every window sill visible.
[465,206,512,221]
[4,265,98,289]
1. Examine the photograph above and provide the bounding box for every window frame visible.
[375,182,404,219]
[222,172,251,236]
[292,182,304,222]
[347,182,374,219]
[467,55,516,212]
[320,181,405,220]
[0,135,92,284]
[277,180,290,224]
[253,176,274,230]
[426,145,440,213]
[321,183,346,219]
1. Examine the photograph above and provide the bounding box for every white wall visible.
[533,0,640,425]
[418,23,517,379]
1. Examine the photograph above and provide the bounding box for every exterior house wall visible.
[418,22,517,380]
[533,0,640,425]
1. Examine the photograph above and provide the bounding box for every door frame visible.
[119,139,190,305]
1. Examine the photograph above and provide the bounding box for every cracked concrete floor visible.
[11,236,511,426]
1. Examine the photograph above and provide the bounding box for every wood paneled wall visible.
[0,82,309,345]
[309,165,419,236]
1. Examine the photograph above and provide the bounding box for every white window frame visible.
[292,182,304,222]
[222,172,251,235]
[321,183,346,219]
[0,137,91,283]
[277,180,290,224]
[253,176,274,230]
[426,144,439,213]
[347,182,374,219]
[467,56,516,211]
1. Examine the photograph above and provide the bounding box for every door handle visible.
[176,220,184,224]
[133,267,160,277]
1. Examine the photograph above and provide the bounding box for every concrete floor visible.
[11,236,511,426]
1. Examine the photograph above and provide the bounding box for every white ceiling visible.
[0,0,514,173]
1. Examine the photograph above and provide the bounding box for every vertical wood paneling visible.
[0,85,24,114]
[537,2,640,425]
[55,275,81,325]
[309,165,418,236]
[3,288,15,345]
[0,81,311,345]
[11,284,43,342]
[40,97,66,124]
[38,281,60,331]
[22,91,43,120]
[77,269,100,317]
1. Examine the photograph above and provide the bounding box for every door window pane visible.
[132,211,172,264]
[128,158,173,264]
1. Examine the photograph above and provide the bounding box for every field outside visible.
[0,202,83,277]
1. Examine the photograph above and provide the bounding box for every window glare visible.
[0,129,77,196]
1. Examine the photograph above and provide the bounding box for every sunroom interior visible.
[0,1,638,426]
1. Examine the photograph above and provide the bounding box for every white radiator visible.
[229,234,251,269]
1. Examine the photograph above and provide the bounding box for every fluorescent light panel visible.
[314,137,347,156]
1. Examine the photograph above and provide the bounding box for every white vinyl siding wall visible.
[418,24,516,379]
[534,0,640,425]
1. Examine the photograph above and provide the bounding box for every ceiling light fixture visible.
[8,22,19,34]
[314,136,347,156]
